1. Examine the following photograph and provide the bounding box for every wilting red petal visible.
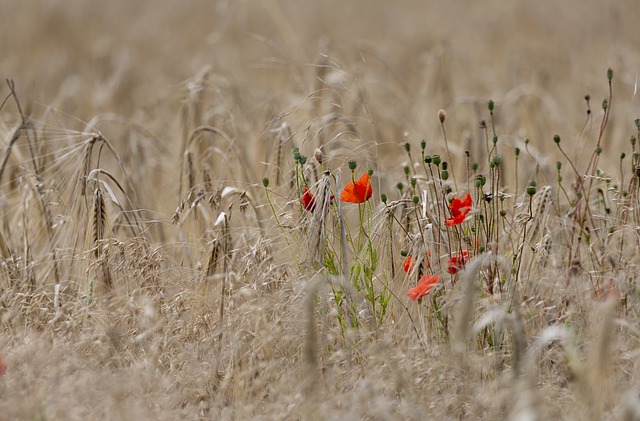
[301,187,317,212]
[407,274,440,301]
[445,213,466,226]
[340,173,373,203]
[403,252,431,273]
[445,192,472,226]
[447,250,469,274]
[403,256,415,273]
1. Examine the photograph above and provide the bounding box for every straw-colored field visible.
[2,1,640,419]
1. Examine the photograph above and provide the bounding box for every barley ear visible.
[93,186,112,294]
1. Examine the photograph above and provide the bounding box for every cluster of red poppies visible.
[301,173,373,213]
[402,192,472,302]
[300,172,473,303]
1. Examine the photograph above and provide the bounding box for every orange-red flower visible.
[403,252,432,274]
[340,173,373,203]
[407,273,440,301]
[447,249,469,275]
[445,192,472,226]
[403,256,415,273]
[301,187,317,212]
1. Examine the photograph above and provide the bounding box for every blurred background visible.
[1,0,639,187]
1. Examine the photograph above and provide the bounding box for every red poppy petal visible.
[403,256,415,273]
[302,188,317,211]
[407,274,440,301]
[445,213,466,226]
[341,173,372,203]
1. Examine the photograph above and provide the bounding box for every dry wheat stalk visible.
[515,185,552,243]
[93,186,112,294]
[305,171,332,265]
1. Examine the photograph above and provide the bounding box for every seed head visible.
[438,109,446,124]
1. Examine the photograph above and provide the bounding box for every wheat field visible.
[1,1,640,419]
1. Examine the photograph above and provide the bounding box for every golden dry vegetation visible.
[2,1,640,419]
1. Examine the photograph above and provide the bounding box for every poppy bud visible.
[404,142,411,153]
[420,139,426,150]
[607,68,613,81]
[553,135,561,144]
[348,160,357,171]
[432,155,441,165]
[314,148,324,164]
[262,177,270,188]
[487,100,494,112]
[438,109,446,123]
[381,193,387,203]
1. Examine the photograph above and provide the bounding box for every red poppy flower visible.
[403,256,415,273]
[407,273,440,301]
[447,249,469,275]
[403,252,432,274]
[340,173,373,203]
[445,192,472,226]
[301,187,317,212]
